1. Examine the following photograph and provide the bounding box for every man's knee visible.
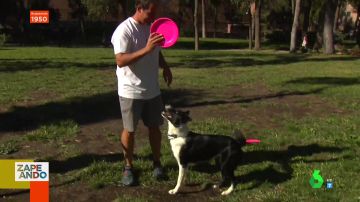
[122,129,135,137]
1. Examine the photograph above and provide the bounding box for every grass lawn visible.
[0,38,359,201]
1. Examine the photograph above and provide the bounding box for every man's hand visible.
[145,33,164,52]
[115,33,164,67]
[163,67,172,87]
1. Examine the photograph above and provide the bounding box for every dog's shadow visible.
[177,143,346,191]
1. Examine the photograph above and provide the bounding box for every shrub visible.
[0,33,9,46]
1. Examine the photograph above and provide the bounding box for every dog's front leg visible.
[169,165,186,194]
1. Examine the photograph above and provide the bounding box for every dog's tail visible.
[233,130,246,147]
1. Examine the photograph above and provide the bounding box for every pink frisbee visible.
[246,139,261,144]
[150,18,179,48]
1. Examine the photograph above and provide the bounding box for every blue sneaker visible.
[121,166,136,186]
[153,166,167,181]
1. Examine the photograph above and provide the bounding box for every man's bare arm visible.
[115,33,164,67]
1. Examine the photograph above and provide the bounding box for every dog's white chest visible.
[170,138,186,161]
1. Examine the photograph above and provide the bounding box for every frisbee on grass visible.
[246,139,261,144]
[150,18,179,48]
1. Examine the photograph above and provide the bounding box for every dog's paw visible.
[168,189,178,195]
[220,185,234,195]
[221,190,232,196]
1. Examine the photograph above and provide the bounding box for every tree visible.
[349,0,360,46]
[80,0,120,21]
[310,0,326,51]
[209,0,221,38]
[68,0,87,37]
[194,0,199,50]
[323,0,338,54]
[230,0,256,49]
[254,0,263,50]
[201,0,206,38]
[0,1,21,29]
[302,0,312,33]
[290,0,301,52]
[291,0,295,14]
[333,0,342,32]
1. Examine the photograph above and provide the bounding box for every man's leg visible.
[119,96,143,186]
[121,129,135,167]
[148,126,162,165]
[148,126,166,180]
[142,95,166,180]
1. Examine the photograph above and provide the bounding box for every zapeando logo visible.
[15,162,49,182]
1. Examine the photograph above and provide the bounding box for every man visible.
[111,0,172,186]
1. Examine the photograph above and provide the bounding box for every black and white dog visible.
[161,106,246,195]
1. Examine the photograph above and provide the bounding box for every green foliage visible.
[0,34,9,46]
[0,140,20,155]
[68,0,87,19]
[81,0,120,20]
[309,0,326,26]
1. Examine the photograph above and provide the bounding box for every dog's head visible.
[161,105,192,128]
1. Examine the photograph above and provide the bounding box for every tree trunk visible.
[80,17,85,38]
[248,7,253,49]
[254,0,262,50]
[333,1,341,33]
[302,0,311,33]
[201,0,206,38]
[323,0,337,54]
[313,5,325,51]
[290,0,301,53]
[194,0,199,51]
[356,4,360,46]
[251,2,256,43]
[213,7,217,38]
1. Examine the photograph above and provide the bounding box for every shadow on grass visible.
[0,88,205,133]
[1,52,358,72]
[172,40,248,50]
[48,153,123,174]
[165,87,327,108]
[189,144,345,190]
[285,77,360,86]
[172,54,359,69]
[0,91,120,133]
[0,58,114,72]
[0,87,331,133]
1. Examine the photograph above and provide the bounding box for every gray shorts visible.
[119,95,164,132]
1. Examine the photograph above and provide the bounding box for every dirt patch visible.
[0,180,223,202]
[49,182,221,202]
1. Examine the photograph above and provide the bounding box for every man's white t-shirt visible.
[111,17,161,100]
